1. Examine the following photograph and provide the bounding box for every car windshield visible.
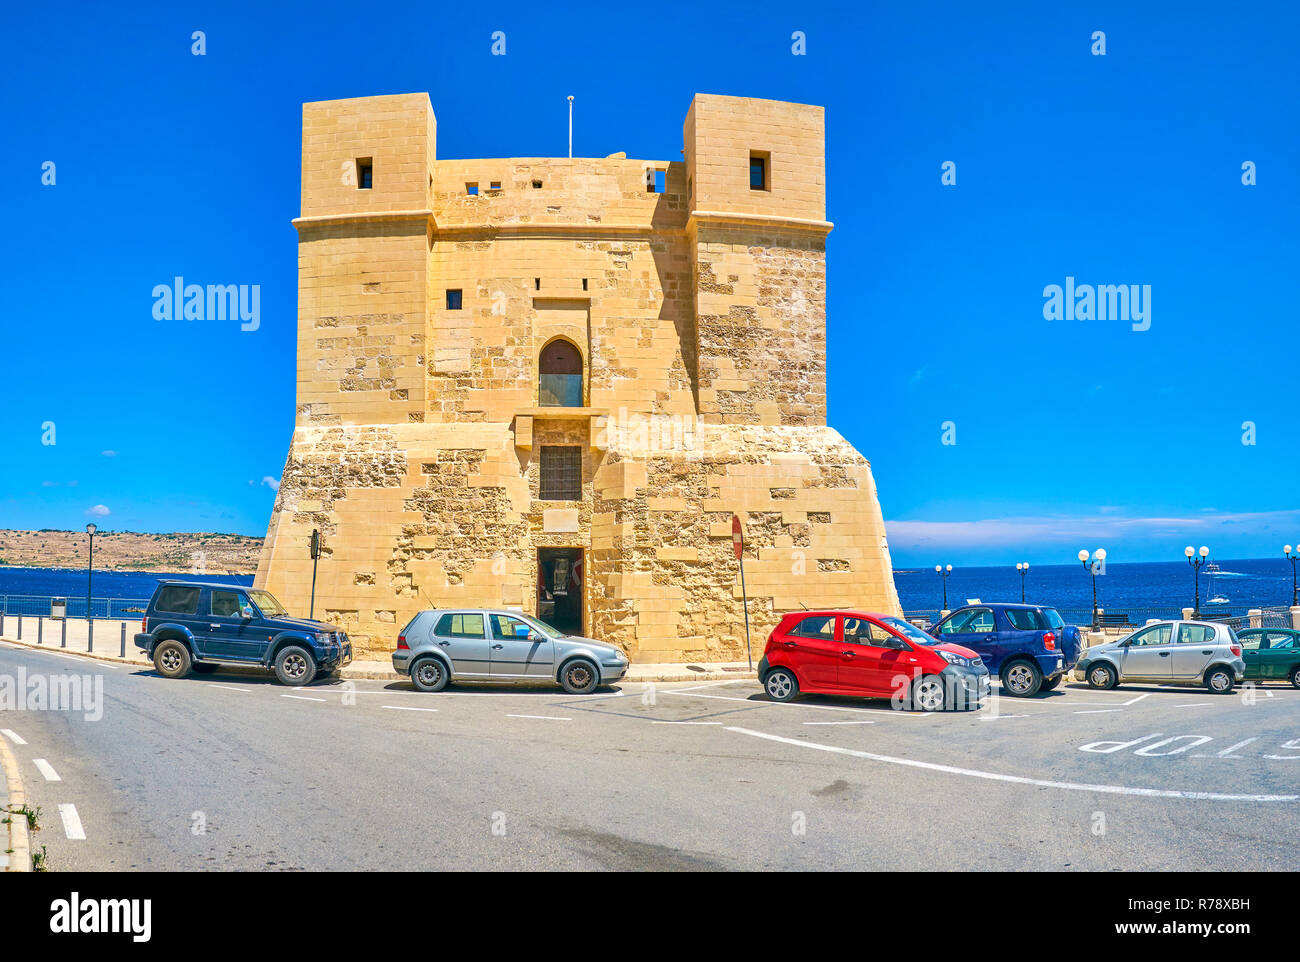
[248,590,288,618]
[519,613,565,637]
[879,616,940,646]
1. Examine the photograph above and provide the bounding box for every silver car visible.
[392,608,629,694]
[1073,619,1245,693]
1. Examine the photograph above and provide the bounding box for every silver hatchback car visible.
[392,608,629,694]
[1073,619,1245,693]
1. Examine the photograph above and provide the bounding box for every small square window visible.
[532,179,543,189]
[539,446,582,501]
[446,289,462,310]
[466,182,478,195]
[489,181,501,190]
[648,169,665,193]
[357,158,373,190]
[534,278,541,290]
[749,152,769,191]
[581,278,588,291]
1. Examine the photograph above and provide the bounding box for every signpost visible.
[309,529,322,619]
[733,515,752,670]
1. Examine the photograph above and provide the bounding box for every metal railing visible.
[906,605,1297,632]
[0,594,150,619]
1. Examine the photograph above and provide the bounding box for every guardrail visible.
[0,595,150,620]
[905,604,1298,631]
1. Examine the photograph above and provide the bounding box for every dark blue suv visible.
[930,603,1082,696]
[135,581,352,686]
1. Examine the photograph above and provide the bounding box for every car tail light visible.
[141,617,147,633]
[1043,631,1056,650]
[1231,645,1241,656]
[397,634,409,650]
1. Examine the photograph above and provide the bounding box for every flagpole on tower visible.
[567,95,574,158]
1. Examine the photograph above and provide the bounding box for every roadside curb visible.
[0,633,145,670]
[0,633,758,685]
[0,727,30,873]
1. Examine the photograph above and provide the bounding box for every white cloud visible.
[85,504,111,518]
[101,450,117,457]
[261,476,280,492]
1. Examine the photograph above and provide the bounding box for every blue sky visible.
[2,1,1297,566]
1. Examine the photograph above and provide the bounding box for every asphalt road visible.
[2,639,1298,871]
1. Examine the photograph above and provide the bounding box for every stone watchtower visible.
[255,91,902,660]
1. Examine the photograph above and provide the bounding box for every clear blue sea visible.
[0,567,252,603]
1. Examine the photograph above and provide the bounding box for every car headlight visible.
[938,650,972,667]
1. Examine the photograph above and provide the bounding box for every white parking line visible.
[282,694,326,703]
[210,685,251,693]
[1124,693,1151,705]
[382,705,438,713]
[1074,709,1123,714]
[506,714,571,721]
[1,729,27,745]
[32,758,62,781]
[58,803,86,840]
[726,727,1300,802]
[803,720,876,726]
[981,714,1029,721]
[661,689,932,718]
[1173,703,1214,709]
[651,721,723,726]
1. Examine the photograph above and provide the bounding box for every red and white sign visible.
[732,515,743,560]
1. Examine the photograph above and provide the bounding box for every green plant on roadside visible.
[31,845,48,872]
[8,804,41,832]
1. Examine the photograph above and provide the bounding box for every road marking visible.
[726,727,1299,802]
[506,714,571,721]
[210,684,251,693]
[651,720,723,726]
[981,714,1029,721]
[282,694,326,702]
[661,689,930,718]
[382,705,439,713]
[1,729,27,745]
[58,803,86,840]
[1124,693,1151,706]
[803,720,876,726]
[1173,703,1213,709]
[1074,709,1123,714]
[1217,738,1259,758]
[33,758,62,781]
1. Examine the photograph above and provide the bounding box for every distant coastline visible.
[0,529,261,575]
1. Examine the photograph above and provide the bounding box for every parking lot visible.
[3,637,1298,870]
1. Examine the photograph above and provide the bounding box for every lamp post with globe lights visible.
[1285,546,1298,607]
[1015,562,1029,603]
[1078,549,1106,627]
[1185,545,1209,617]
[935,564,952,611]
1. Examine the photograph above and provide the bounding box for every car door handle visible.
[1201,649,1213,655]
[210,624,221,630]
[841,651,856,658]
[1159,652,1170,656]
[437,640,451,647]
[492,644,504,650]
[783,641,797,648]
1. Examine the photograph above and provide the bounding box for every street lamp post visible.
[1185,545,1209,617]
[85,522,97,649]
[1078,548,1106,628]
[934,564,952,611]
[1015,562,1029,603]
[1286,546,1299,607]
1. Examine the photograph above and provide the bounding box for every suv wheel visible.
[911,674,947,712]
[411,657,449,693]
[153,640,191,679]
[560,659,599,694]
[274,646,316,687]
[1291,666,1300,690]
[1086,663,1118,690]
[1205,666,1234,694]
[1002,660,1043,697]
[1039,674,1062,691]
[764,667,798,702]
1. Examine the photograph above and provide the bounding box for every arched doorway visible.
[538,338,583,407]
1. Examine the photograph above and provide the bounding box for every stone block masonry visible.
[257,92,901,660]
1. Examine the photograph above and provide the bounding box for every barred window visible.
[539,446,581,501]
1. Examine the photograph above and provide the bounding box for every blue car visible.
[135,580,352,687]
[930,603,1081,696]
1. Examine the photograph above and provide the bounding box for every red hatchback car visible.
[758,611,991,711]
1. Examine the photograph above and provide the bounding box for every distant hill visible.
[0,529,262,574]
